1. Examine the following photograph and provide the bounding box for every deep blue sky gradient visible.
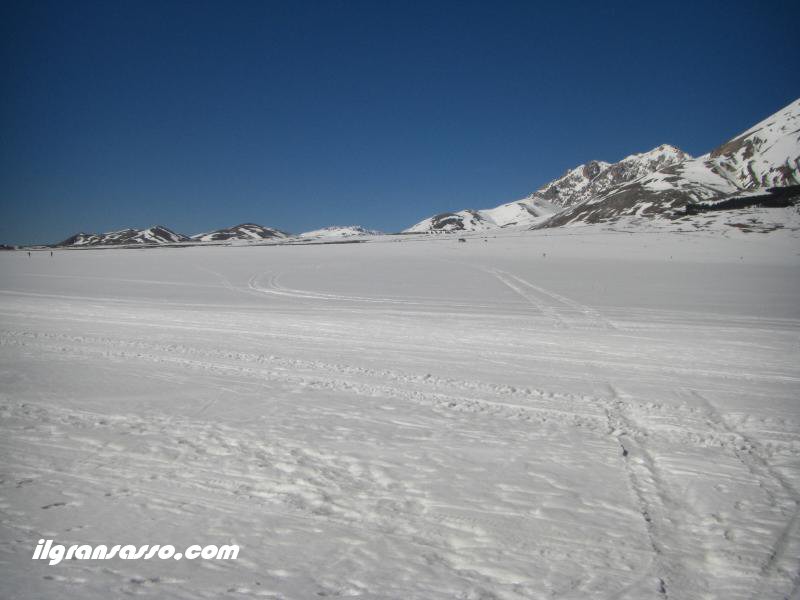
[1,0,798,244]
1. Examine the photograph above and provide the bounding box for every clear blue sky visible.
[1,0,797,244]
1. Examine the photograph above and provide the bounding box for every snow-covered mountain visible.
[58,226,189,247]
[530,144,691,210]
[191,223,289,242]
[298,225,381,238]
[539,98,800,228]
[54,224,382,247]
[405,145,690,233]
[407,98,799,232]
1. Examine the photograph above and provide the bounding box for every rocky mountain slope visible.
[538,98,800,228]
[529,144,691,210]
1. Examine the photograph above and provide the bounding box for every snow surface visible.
[1,224,799,599]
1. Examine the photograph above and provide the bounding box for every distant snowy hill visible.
[404,210,496,233]
[191,223,289,242]
[404,198,558,233]
[405,145,689,232]
[58,225,189,247]
[298,226,381,238]
[539,98,800,228]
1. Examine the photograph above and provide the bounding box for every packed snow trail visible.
[1,227,799,599]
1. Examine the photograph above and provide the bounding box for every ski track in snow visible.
[486,268,618,330]
[1,231,799,599]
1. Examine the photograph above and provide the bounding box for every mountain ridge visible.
[405,144,692,232]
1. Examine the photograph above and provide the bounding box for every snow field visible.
[0,226,799,599]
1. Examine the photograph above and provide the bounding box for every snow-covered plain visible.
[1,221,799,599]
